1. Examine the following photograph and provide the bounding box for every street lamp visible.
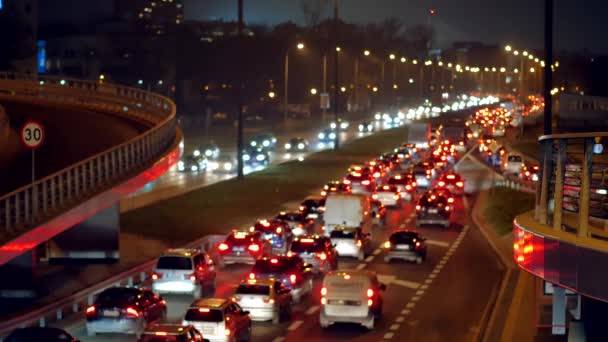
[336,46,341,52]
[364,50,370,56]
[310,88,317,95]
[505,45,512,52]
[514,50,520,56]
[297,43,305,50]
[268,91,276,98]
[284,42,305,125]
[340,86,346,92]
[401,57,406,63]
[389,54,396,60]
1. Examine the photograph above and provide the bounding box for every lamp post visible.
[333,0,340,150]
[322,53,327,121]
[236,0,244,179]
[544,0,553,134]
[284,42,305,126]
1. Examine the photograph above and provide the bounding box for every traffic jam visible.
[54,116,490,342]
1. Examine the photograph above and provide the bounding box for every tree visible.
[300,0,329,28]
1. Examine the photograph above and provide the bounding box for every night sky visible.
[39,0,608,54]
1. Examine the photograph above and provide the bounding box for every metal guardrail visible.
[494,176,536,194]
[0,72,177,235]
[0,234,226,340]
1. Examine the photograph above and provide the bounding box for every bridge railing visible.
[0,73,177,237]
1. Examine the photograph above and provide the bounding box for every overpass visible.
[514,131,608,340]
[0,72,181,296]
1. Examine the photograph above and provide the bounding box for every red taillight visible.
[151,272,161,280]
[126,307,139,317]
[186,274,196,281]
[372,194,378,200]
[367,299,373,306]
[299,205,305,211]
[405,184,412,191]
[362,180,371,185]
[367,288,374,298]
[86,306,96,315]
[264,297,275,304]
[393,194,400,200]
[456,181,464,187]
[218,243,229,251]
[356,240,362,247]
[448,197,455,203]
[248,244,260,252]
[373,172,381,178]
[224,328,231,336]
[416,205,421,211]
[321,190,327,196]
[321,297,327,305]
[438,181,445,187]
[445,206,451,211]
[343,179,351,184]
[317,252,327,261]
[249,272,255,280]
[289,274,297,284]
[276,227,282,234]
[412,182,416,187]
[321,287,327,296]
[415,241,421,248]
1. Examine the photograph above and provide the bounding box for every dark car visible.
[242,147,270,168]
[387,173,417,200]
[5,327,79,342]
[284,137,309,152]
[299,196,326,219]
[412,161,435,188]
[317,128,337,148]
[138,324,207,342]
[370,199,387,226]
[250,219,293,253]
[196,143,220,159]
[86,287,167,337]
[343,173,375,194]
[437,173,465,196]
[177,155,207,173]
[274,212,315,237]
[218,230,272,266]
[383,230,427,264]
[415,190,452,228]
[249,255,313,303]
[289,235,338,275]
[321,180,351,197]
[249,134,277,151]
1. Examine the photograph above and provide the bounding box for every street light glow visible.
[523,51,529,56]
[528,55,533,60]
[340,86,346,92]
[389,54,396,60]
[514,68,519,73]
[409,78,414,84]
[372,86,378,92]
[513,50,519,56]
[505,45,512,52]
[447,63,452,68]
[268,91,276,98]
[310,88,317,95]
[500,67,506,73]
[437,61,443,66]
[412,59,418,65]
[484,67,489,72]
[364,50,370,56]
[297,42,305,49]
[393,84,398,89]
[529,67,535,73]
[491,67,497,72]
[336,46,341,52]
[99,74,105,80]
[401,57,406,63]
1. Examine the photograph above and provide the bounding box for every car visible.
[288,235,338,275]
[249,219,292,253]
[152,248,217,298]
[317,128,337,148]
[299,196,326,220]
[138,324,206,342]
[5,327,80,342]
[248,255,314,303]
[232,278,293,324]
[430,150,449,169]
[274,211,315,237]
[437,173,465,196]
[177,155,207,173]
[320,180,351,197]
[502,153,524,176]
[383,230,428,264]
[182,298,252,342]
[343,173,375,194]
[217,231,272,266]
[415,190,452,228]
[411,161,435,188]
[387,173,416,200]
[284,137,309,152]
[370,199,387,226]
[196,143,220,159]
[358,121,374,133]
[86,287,167,337]
[329,227,372,260]
[323,193,374,236]
[330,119,349,130]
[249,134,277,151]
[319,270,386,330]
[208,155,236,174]
[242,147,270,168]
[520,162,540,182]
[492,125,506,137]
[371,184,402,207]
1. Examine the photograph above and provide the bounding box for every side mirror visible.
[241,310,250,315]
[380,283,387,291]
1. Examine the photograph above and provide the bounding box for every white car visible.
[320,270,386,330]
[329,228,371,260]
[182,298,252,342]
[232,278,292,324]
[151,249,217,298]
[502,153,524,176]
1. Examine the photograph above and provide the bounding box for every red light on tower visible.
[429,9,437,15]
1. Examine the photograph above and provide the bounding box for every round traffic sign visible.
[20,120,45,150]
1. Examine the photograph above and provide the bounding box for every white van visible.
[502,153,524,176]
[323,194,372,236]
[319,270,386,329]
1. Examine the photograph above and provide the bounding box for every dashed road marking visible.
[411,296,420,302]
[384,332,395,339]
[425,278,433,284]
[356,263,366,270]
[425,239,450,248]
[396,316,405,323]
[392,279,422,289]
[429,273,437,279]
[288,320,304,331]
[439,259,447,265]
[272,337,285,342]
[420,284,429,290]
[406,302,416,309]
[401,308,411,315]
[416,290,425,296]
[435,264,444,270]
[373,249,382,256]
[365,255,375,263]
[305,306,320,315]
[390,324,400,331]
[431,269,439,275]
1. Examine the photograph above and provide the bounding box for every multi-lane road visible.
[60,148,504,342]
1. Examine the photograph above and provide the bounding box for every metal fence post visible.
[579,138,594,237]
[552,139,566,231]
[539,139,552,225]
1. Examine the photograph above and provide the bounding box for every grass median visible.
[122,127,408,245]
[483,187,535,236]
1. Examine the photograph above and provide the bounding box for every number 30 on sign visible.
[20,120,45,150]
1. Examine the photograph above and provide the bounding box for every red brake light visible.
[126,307,139,317]
[321,287,327,296]
[321,190,327,196]
[383,185,390,190]
[415,241,421,247]
[289,274,297,283]
[368,299,373,306]
[448,197,455,203]
[416,205,421,210]
[218,243,229,251]
[362,180,371,185]
[86,306,96,315]
[300,238,314,243]
[186,274,196,281]
[224,328,231,336]
[155,332,168,336]
[248,244,260,252]
[447,174,456,179]
[276,227,282,234]
[343,179,351,185]
[317,252,327,260]
[405,184,412,191]
[367,288,374,298]
[372,194,378,200]
[270,258,278,264]
[299,205,305,211]
[249,272,255,280]
[445,206,451,211]
[151,273,160,280]
[373,172,381,178]
[456,181,464,187]
[393,194,400,200]
[356,240,362,247]
[438,181,445,187]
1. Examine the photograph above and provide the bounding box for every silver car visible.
[152,248,217,299]
[329,228,372,260]
[232,278,292,324]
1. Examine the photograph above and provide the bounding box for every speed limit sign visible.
[20,120,45,150]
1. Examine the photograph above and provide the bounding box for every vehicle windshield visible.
[236,284,271,295]
[95,288,140,306]
[330,230,356,239]
[252,259,293,274]
[275,213,303,221]
[390,232,420,244]
[157,256,192,270]
[184,308,224,322]
[290,240,325,253]
[508,156,523,162]
[302,199,324,207]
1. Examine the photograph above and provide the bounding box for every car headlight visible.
[285,143,292,149]
[374,113,381,120]
[330,122,337,129]
[191,165,198,171]
[340,122,348,129]
[193,150,201,157]
[297,143,305,150]
[272,138,277,143]
[208,161,219,170]
[250,141,257,146]
[318,133,325,139]
[358,124,364,131]
[179,141,184,149]
[263,140,270,147]
[256,154,266,161]
[243,154,251,161]
[329,133,336,140]
[367,125,373,131]
[223,162,232,171]
[318,142,325,149]
[205,150,213,157]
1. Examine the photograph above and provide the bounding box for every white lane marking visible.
[435,264,443,270]
[420,284,429,290]
[305,306,320,315]
[431,269,439,275]
[439,259,447,265]
[356,263,366,270]
[390,324,400,331]
[411,296,420,302]
[425,239,450,248]
[429,273,437,279]
[399,223,406,228]
[406,302,416,309]
[384,332,395,339]
[425,278,433,284]
[396,316,405,323]
[392,279,421,289]
[416,290,425,296]
[272,338,285,342]
[365,255,375,263]
[401,308,411,315]
[288,320,304,331]
[373,249,382,256]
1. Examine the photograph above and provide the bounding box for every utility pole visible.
[322,54,327,121]
[333,0,340,150]
[284,52,289,125]
[236,0,245,179]
[543,0,553,135]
